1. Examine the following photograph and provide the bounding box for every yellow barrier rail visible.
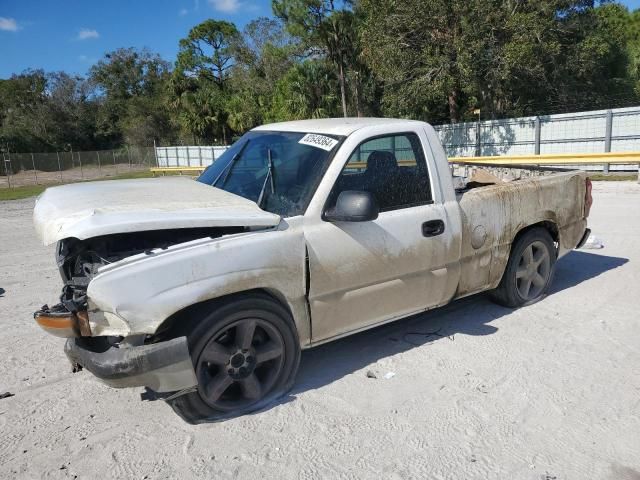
[150,166,206,176]
[449,152,640,165]
[150,151,640,176]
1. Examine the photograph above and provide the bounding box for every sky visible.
[1,0,640,79]
[0,0,273,78]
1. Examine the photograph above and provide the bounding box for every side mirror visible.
[324,190,379,222]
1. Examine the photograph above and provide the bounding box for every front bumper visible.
[64,336,198,393]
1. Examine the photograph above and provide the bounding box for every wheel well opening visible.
[513,221,559,253]
[151,289,293,342]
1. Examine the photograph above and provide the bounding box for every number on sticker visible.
[298,134,339,151]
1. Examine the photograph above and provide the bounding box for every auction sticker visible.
[298,133,339,151]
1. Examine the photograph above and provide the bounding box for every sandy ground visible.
[0,181,639,479]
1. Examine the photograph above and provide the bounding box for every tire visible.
[489,227,557,308]
[168,293,301,423]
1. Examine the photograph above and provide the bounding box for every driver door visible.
[304,131,454,343]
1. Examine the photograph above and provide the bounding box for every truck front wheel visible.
[489,227,556,308]
[168,294,300,423]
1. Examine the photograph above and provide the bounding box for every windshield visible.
[197,131,343,217]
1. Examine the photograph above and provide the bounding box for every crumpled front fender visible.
[85,218,310,344]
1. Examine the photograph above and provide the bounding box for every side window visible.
[329,133,432,212]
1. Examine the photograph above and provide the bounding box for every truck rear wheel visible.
[168,294,300,423]
[489,227,556,308]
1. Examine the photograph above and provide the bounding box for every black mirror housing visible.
[324,190,379,222]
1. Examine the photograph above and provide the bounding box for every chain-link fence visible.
[0,146,155,189]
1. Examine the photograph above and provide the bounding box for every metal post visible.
[2,151,10,188]
[6,146,13,188]
[78,151,83,179]
[198,146,202,166]
[186,145,191,167]
[128,146,132,170]
[31,153,38,184]
[175,146,179,168]
[534,116,541,155]
[97,151,101,175]
[112,150,117,174]
[153,139,159,168]
[604,109,613,173]
[56,151,63,182]
[475,110,482,157]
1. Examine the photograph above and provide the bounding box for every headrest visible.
[366,150,398,175]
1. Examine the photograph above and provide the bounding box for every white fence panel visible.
[435,106,640,170]
[155,146,229,168]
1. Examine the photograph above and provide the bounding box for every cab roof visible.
[252,117,428,137]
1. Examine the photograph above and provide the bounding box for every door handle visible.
[422,219,445,237]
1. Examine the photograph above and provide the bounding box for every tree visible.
[269,60,340,120]
[223,17,300,133]
[359,0,479,123]
[359,0,639,123]
[42,72,97,150]
[273,0,355,117]
[320,10,355,117]
[172,20,243,144]
[0,70,49,151]
[176,19,241,88]
[89,48,172,146]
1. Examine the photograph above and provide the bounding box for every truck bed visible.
[452,168,588,298]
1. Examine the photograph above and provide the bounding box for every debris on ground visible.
[582,234,604,249]
[366,370,377,379]
[384,372,396,379]
[476,384,489,394]
[0,392,15,400]
[403,328,455,345]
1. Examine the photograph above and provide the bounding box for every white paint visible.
[32,177,280,245]
[253,117,426,136]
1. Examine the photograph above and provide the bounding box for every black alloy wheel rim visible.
[195,318,285,411]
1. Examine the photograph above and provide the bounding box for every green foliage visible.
[0,184,48,201]
[89,48,173,147]
[2,2,640,153]
[273,1,361,116]
[359,0,639,123]
[171,20,243,143]
[269,60,340,120]
[176,19,241,87]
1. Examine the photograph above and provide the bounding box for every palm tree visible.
[320,11,355,117]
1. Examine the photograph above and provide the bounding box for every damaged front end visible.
[64,336,197,392]
[34,295,91,338]
[34,227,244,338]
[33,227,243,393]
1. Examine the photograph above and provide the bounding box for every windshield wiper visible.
[257,148,275,209]
[212,139,251,187]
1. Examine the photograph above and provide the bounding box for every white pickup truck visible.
[33,118,592,422]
